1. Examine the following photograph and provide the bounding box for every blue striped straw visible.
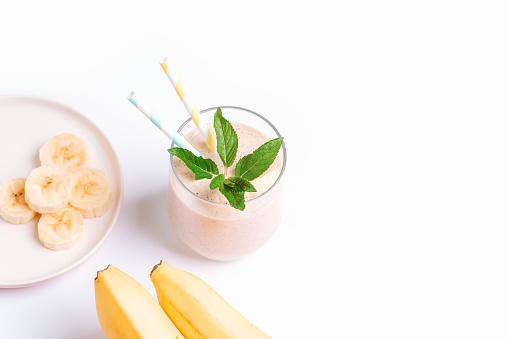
[127,91,202,157]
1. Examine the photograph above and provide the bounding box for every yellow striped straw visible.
[160,58,216,152]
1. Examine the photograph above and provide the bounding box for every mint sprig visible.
[169,108,283,211]
[168,148,218,180]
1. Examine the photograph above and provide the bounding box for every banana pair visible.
[0,133,112,250]
[95,261,271,339]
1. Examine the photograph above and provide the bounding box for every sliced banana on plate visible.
[0,178,38,225]
[39,133,89,170]
[38,205,84,251]
[4,132,114,250]
[25,165,71,214]
[69,167,112,218]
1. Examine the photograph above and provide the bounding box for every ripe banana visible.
[24,165,70,214]
[69,167,112,218]
[95,265,184,339]
[150,261,272,339]
[39,132,89,170]
[0,178,38,224]
[38,204,83,250]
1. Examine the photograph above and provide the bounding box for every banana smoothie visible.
[167,107,285,261]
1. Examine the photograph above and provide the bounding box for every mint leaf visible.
[215,176,256,210]
[168,148,219,180]
[223,179,235,188]
[219,186,246,211]
[214,108,238,169]
[235,137,284,181]
[224,176,257,193]
[209,174,225,190]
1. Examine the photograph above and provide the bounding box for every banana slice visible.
[0,178,38,224]
[69,168,112,218]
[39,133,89,170]
[38,205,83,250]
[25,165,71,214]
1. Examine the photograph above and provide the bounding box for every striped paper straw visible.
[127,91,202,157]
[159,58,216,152]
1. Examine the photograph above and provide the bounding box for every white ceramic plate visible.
[0,95,123,288]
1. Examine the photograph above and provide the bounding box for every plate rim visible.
[0,94,124,288]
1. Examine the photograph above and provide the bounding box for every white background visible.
[1,0,509,338]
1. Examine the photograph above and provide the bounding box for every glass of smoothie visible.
[167,106,286,261]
